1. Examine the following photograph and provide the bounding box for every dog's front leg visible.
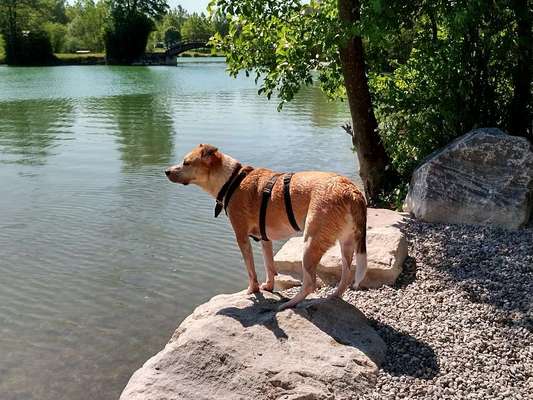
[236,235,260,294]
[260,240,277,292]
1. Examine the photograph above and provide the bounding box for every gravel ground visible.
[314,219,532,399]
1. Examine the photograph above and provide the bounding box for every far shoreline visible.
[0,51,224,67]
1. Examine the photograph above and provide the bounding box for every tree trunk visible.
[509,0,532,140]
[337,0,393,204]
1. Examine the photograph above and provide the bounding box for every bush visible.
[44,22,68,53]
[63,36,84,53]
[4,30,56,65]
[105,12,153,64]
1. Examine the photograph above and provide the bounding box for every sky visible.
[168,0,211,13]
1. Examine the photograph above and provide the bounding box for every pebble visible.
[294,220,533,399]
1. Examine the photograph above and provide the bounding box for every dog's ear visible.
[200,144,219,159]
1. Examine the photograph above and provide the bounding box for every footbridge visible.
[137,40,210,66]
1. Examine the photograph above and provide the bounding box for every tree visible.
[107,0,167,19]
[210,0,532,205]
[164,26,180,46]
[65,0,108,52]
[180,12,213,42]
[147,5,187,50]
[210,0,395,203]
[337,0,393,202]
[105,0,168,64]
[0,0,56,64]
[44,21,67,52]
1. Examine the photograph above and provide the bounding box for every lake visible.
[0,59,355,400]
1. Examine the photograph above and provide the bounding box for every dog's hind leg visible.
[278,240,322,310]
[328,236,355,299]
[260,240,277,292]
[278,229,333,310]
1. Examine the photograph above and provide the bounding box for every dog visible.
[165,144,367,310]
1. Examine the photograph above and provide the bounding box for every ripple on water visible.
[0,63,354,400]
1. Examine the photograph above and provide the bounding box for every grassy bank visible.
[55,53,106,65]
[0,50,224,65]
[0,35,5,64]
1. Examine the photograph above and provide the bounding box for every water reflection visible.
[97,94,175,168]
[286,85,350,129]
[0,98,73,165]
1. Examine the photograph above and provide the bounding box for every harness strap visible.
[215,163,242,217]
[223,166,254,214]
[283,173,301,232]
[259,174,281,241]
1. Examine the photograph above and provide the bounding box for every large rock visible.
[404,128,533,229]
[120,291,385,400]
[274,208,408,288]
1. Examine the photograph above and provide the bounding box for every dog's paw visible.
[260,282,274,292]
[246,284,260,294]
[327,292,340,300]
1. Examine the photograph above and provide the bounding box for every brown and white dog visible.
[165,144,367,310]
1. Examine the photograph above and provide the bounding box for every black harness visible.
[214,162,243,218]
[214,167,301,241]
[283,173,301,233]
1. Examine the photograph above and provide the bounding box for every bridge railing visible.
[166,40,209,50]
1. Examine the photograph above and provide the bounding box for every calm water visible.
[0,59,355,400]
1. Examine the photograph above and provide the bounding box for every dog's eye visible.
[183,161,191,166]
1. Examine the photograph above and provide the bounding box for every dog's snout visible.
[165,169,171,176]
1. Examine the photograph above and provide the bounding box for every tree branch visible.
[341,122,354,138]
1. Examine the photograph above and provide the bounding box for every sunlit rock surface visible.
[120,291,385,400]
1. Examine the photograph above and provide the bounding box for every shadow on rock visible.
[367,318,440,379]
[216,292,289,340]
[217,292,438,374]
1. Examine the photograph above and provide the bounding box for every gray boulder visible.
[404,128,533,229]
[120,291,385,400]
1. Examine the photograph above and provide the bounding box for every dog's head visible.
[165,144,222,185]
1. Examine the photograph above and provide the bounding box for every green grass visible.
[54,52,105,65]
[0,35,5,64]
[55,52,105,60]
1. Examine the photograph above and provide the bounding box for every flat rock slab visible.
[120,291,385,400]
[274,273,302,290]
[274,209,408,288]
[404,128,533,229]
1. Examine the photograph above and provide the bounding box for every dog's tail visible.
[350,189,367,254]
[350,188,367,287]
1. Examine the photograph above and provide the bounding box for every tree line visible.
[0,0,226,64]
[210,0,532,205]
